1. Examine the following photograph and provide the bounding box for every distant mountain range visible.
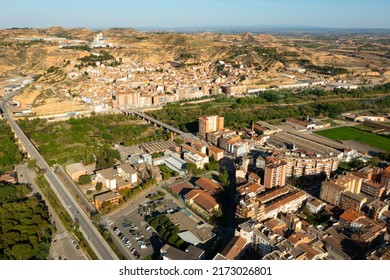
[5,25,390,36]
[120,25,390,35]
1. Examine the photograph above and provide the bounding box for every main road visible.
[0,92,118,260]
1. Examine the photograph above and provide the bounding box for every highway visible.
[0,92,118,260]
[56,166,98,216]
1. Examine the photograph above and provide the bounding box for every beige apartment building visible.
[116,92,140,107]
[198,115,224,139]
[264,160,287,189]
[320,173,363,206]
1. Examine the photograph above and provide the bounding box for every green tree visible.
[369,156,380,167]
[218,168,230,189]
[173,138,184,145]
[185,162,198,176]
[350,159,365,169]
[95,182,103,191]
[0,183,52,260]
[205,159,219,171]
[78,175,91,185]
[11,243,33,260]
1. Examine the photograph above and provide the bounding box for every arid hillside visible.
[1,27,390,116]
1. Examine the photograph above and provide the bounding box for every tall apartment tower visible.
[380,167,390,191]
[198,115,224,139]
[264,160,287,189]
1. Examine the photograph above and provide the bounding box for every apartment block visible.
[115,92,140,107]
[152,94,178,105]
[335,173,363,194]
[265,150,339,179]
[380,167,390,191]
[320,172,363,204]
[207,129,236,146]
[339,191,367,211]
[264,160,287,189]
[361,181,385,199]
[208,145,224,161]
[262,191,308,221]
[236,182,265,219]
[198,115,224,139]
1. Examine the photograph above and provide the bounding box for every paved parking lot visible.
[49,232,87,260]
[111,192,180,259]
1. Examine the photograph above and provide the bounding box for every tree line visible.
[149,84,390,132]
[0,183,52,260]
[0,120,23,172]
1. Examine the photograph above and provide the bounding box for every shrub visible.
[78,175,91,185]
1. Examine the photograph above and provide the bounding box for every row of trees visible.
[149,86,390,131]
[0,120,23,172]
[0,183,52,260]
[147,214,186,249]
[306,65,348,76]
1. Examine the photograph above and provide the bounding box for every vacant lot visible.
[18,114,169,165]
[315,126,390,152]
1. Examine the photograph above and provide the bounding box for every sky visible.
[1,0,390,29]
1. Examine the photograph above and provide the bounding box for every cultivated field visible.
[315,126,390,152]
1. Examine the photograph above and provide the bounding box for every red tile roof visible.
[170,181,194,195]
[221,236,247,260]
[237,182,263,195]
[209,145,223,153]
[340,209,364,222]
[194,177,223,196]
[185,189,219,212]
[193,192,219,212]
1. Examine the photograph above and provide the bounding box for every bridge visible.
[123,109,186,136]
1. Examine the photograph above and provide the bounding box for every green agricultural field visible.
[315,126,390,152]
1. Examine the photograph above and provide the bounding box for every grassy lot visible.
[315,126,390,152]
[18,114,169,166]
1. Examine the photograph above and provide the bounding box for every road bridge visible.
[123,109,186,136]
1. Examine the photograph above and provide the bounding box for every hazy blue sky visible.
[1,0,389,29]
